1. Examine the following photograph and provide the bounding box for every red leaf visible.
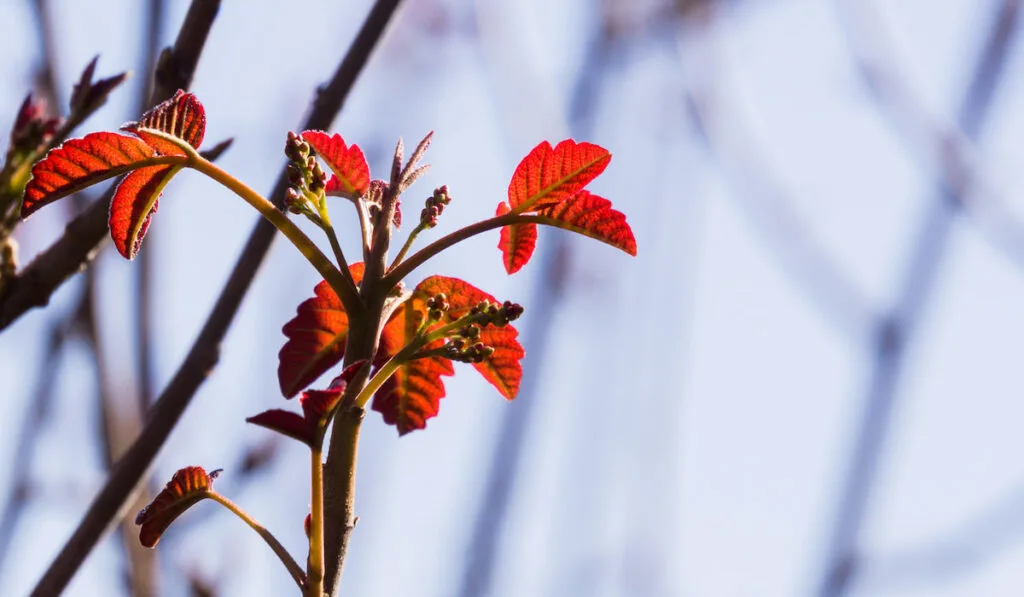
[136,466,217,548]
[371,276,524,434]
[246,409,313,446]
[108,164,180,259]
[507,139,610,213]
[301,131,370,198]
[123,90,206,155]
[278,263,365,397]
[413,276,524,399]
[496,201,537,274]
[373,302,455,435]
[22,132,157,216]
[300,388,345,426]
[535,190,637,256]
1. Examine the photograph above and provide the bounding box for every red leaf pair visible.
[498,139,637,273]
[22,90,206,259]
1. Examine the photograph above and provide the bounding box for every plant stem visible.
[189,157,361,312]
[323,405,364,594]
[351,317,467,409]
[382,212,537,290]
[318,208,358,290]
[308,447,326,597]
[389,224,425,272]
[207,492,306,590]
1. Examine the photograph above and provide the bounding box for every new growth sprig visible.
[16,90,637,596]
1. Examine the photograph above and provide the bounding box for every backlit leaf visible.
[496,201,537,275]
[246,409,312,446]
[372,302,454,435]
[413,276,524,399]
[301,130,370,199]
[22,132,158,216]
[123,90,206,155]
[278,263,365,397]
[507,139,610,213]
[534,190,636,256]
[108,164,180,259]
[371,276,524,434]
[136,466,217,548]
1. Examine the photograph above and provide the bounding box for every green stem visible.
[389,224,425,273]
[382,212,538,290]
[308,446,326,597]
[352,317,468,409]
[189,157,362,314]
[318,208,358,290]
[208,492,306,590]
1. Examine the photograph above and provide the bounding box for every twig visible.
[813,2,1021,596]
[29,1,402,594]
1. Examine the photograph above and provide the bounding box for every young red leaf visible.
[496,201,538,274]
[372,302,455,435]
[21,132,158,216]
[136,466,217,548]
[507,139,610,213]
[534,190,637,256]
[123,90,206,155]
[246,409,313,446]
[278,263,365,397]
[301,131,370,199]
[108,164,180,259]
[413,276,524,399]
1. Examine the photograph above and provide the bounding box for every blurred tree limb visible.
[814,2,1021,596]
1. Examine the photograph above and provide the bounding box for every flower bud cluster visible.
[419,185,451,228]
[283,131,327,219]
[470,299,524,327]
[425,293,450,321]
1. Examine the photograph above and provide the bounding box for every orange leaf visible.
[535,190,637,256]
[278,263,365,397]
[507,139,610,213]
[22,132,157,216]
[372,302,455,435]
[108,164,180,259]
[496,201,537,274]
[413,276,524,399]
[123,90,206,155]
[136,466,217,548]
[301,130,370,199]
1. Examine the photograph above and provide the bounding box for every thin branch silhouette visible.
[814,2,1021,596]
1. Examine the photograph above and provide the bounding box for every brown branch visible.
[813,2,1021,596]
[29,1,404,594]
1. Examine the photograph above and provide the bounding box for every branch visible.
[29,0,403,594]
[813,2,1021,596]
